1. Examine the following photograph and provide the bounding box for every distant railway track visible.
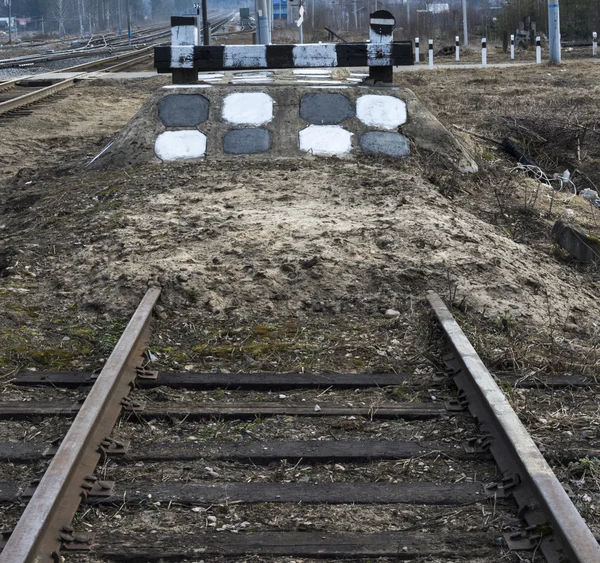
[0,13,233,120]
[0,290,598,562]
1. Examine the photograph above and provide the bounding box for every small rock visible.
[384,309,401,318]
[205,467,220,478]
[334,464,346,472]
[314,404,321,412]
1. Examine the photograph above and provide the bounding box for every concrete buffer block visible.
[91,83,478,173]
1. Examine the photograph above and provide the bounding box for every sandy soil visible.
[1,60,600,559]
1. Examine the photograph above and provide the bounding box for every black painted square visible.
[159,94,210,127]
[300,93,354,125]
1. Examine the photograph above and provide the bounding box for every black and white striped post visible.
[455,36,460,61]
[170,16,199,84]
[510,34,515,60]
[593,32,598,56]
[536,35,541,63]
[415,37,419,62]
[368,10,396,83]
[428,39,433,69]
[481,37,487,68]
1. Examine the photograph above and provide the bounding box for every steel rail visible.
[0,288,161,563]
[428,292,600,563]
[56,46,154,73]
[0,75,87,116]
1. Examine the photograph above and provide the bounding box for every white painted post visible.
[455,36,460,61]
[593,32,598,56]
[428,39,433,69]
[481,37,487,67]
[510,34,515,60]
[536,36,541,63]
[415,37,419,63]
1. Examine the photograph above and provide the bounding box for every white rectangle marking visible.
[367,43,393,66]
[370,18,395,25]
[292,44,338,67]
[171,25,197,46]
[171,46,195,68]
[223,45,267,68]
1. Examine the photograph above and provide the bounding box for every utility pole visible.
[126,0,131,40]
[548,0,561,62]
[89,13,93,36]
[117,0,122,34]
[461,0,468,45]
[8,0,12,44]
[462,0,468,45]
[41,15,44,34]
[202,0,209,45]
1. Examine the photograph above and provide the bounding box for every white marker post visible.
[593,32,598,56]
[481,37,487,67]
[510,34,515,60]
[415,37,419,63]
[455,36,460,61]
[428,39,433,69]
[536,36,541,63]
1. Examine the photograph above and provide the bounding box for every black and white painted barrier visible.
[594,32,598,56]
[510,34,515,60]
[536,36,541,63]
[414,37,419,63]
[481,37,487,68]
[455,36,460,61]
[91,83,478,173]
[428,39,433,69]
[156,12,413,84]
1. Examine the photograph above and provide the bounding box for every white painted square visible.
[299,125,353,156]
[356,95,407,129]
[222,92,274,125]
[367,43,393,66]
[171,25,197,46]
[224,45,267,68]
[155,130,207,161]
[293,44,338,67]
[171,46,195,69]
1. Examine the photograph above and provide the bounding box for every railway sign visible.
[369,10,395,37]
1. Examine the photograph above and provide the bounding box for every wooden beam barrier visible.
[155,42,413,74]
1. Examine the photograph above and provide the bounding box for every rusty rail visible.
[428,292,600,563]
[0,288,161,563]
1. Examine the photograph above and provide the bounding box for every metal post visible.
[415,37,419,62]
[593,32,597,56]
[8,0,12,44]
[126,0,131,40]
[510,34,514,59]
[481,37,486,67]
[428,38,433,69]
[297,0,304,44]
[455,35,459,60]
[202,0,210,45]
[462,0,468,45]
[547,0,561,63]
[536,35,541,63]
[258,0,270,44]
[41,15,44,34]
[89,13,92,36]
[117,0,122,34]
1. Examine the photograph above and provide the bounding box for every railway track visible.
[0,290,598,562]
[0,13,234,120]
